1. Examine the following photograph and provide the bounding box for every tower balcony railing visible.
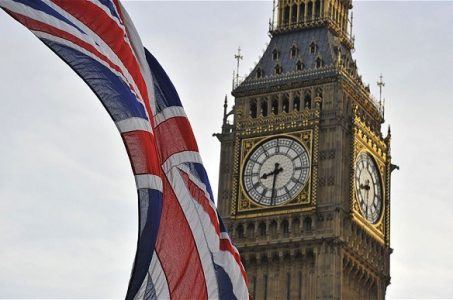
[269,16,355,49]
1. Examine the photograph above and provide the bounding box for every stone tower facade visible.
[215,0,392,299]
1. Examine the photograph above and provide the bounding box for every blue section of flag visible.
[42,39,149,122]
[144,49,182,111]
[214,263,237,300]
[126,188,163,300]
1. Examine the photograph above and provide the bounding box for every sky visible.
[0,1,452,298]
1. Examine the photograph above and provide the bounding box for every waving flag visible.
[0,1,248,299]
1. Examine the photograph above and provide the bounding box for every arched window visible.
[272,98,278,115]
[292,218,300,234]
[310,42,318,54]
[260,100,268,117]
[282,219,289,237]
[304,91,312,109]
[296,60,304,71]
[282,95,289,113]
[291,4,298,23]
[275,64,283,75]
[303,217,312,232]
[315,0,321,18]
[284,6,290,24]
[269,220,277,236]
[293,95,301,111]
[307,1,313,20]
[247,223,255,239]
[272,48,280,61]
[299,3,306,22]
[249,99,257,118]
[258,222,266,237]
[237,224,244,238]
[256,67,263,79]
[291,44,299,58]
[316,57,324,68]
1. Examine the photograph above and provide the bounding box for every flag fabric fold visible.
[0,1,248,299]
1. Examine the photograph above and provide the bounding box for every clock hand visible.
[260,163,284,179]
[270,163,282,205]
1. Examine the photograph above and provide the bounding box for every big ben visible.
[215,0,392,299]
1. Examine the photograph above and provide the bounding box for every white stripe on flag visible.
[133,251,170,300]
[116,117,152,133]
[118,2,158,116]
[154,106,187,126]
[135,174,163,192]
[162,151,202,174]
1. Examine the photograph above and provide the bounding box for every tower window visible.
[316,57,324,68]
[293,95,300,111]
[303,217,312,232]
[296,60,304,71]
[258,222,266,237]
[260,100,268,117]
[291,44,299,58]
[310,42,318,54]
[247,223,255,239]
[299,4,306,22]
[315,0,321,18]
[304,91,312,109]
[272,98,278,115]
[282,95,289,113]
[256,67,264,79]
[307,1,313,20]
[282,219,289,237]
[249,99,257,118]
[292,218,300,233]
[269,220,277,235]
[275,64,283,75]
[272,48,280,61]
[283,6,290,24]
[236,224,244,238]
[291,4,298,23]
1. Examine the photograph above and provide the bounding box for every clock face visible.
[354,152,383,224]
[242,137,310,206]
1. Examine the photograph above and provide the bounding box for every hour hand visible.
[359,183,370,191]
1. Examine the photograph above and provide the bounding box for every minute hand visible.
[270,163,283,205]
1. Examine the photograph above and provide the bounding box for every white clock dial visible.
[243,137,310,206]
[354,152,383,224]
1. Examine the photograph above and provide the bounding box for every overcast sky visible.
[0,1,452,298]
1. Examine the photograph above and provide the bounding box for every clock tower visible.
[215,0,392,299]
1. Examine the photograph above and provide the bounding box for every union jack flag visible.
[0,1,248,299]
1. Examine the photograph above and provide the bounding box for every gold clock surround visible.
[351,115,390,245]
[234,129,317,218]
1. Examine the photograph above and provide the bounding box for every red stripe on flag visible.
[122,131,160,175]
[180,171,220,236]
[154,117,198,162]
[156,178,208,299]
[50,0,152,117]
[179,169,248,283]
[220,239,249,283]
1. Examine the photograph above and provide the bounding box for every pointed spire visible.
[223,95,228,125]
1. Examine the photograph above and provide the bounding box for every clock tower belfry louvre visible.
[215,0,392,299]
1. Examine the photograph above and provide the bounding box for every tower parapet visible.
[270,0,354,49]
